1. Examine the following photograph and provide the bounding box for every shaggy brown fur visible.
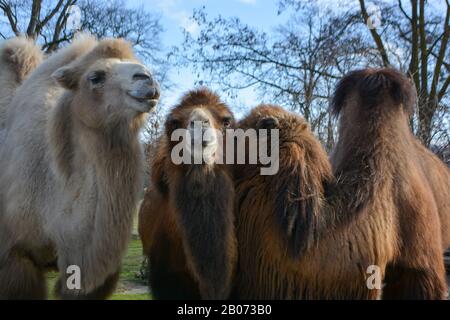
[232,68,449,299]
[331,68,449,299]
[232,105,344,299]
[138,88,237,299]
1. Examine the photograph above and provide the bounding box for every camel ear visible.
[52,66,79,90]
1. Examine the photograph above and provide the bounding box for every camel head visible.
[165,88,234,165]
[237,104,330,175]
[52,38,160,129]
[331,68,415,128]
[237,104,332,258]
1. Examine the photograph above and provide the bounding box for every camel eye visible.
[133,73,151,81]
[166,116,181,131]
[223,117,232,128]
[88,71,106,86]
[171,120,181,129]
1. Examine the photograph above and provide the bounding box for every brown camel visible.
[138,88,237,299]
[232,68,448,299]
[331,68,450,299]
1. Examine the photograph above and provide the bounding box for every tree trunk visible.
[417,98,436,146]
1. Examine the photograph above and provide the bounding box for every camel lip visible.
[127,92,159,110]
[190,136,216,148]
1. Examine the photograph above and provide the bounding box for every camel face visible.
[83,59,160,116]
[187,108,220,164]
[166,97,234,165]
[238,104,310,167]
[53,57,160,128]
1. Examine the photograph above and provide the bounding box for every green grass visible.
[119,237,146,282]
[110,293,151,300]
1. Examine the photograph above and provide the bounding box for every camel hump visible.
[0,37,43,82]
[0,37,43,129]
[331,67,416,116]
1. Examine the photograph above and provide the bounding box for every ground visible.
[45,215,450,300]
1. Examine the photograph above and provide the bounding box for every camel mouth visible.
[189,139,215,149]
[127,93,159,110]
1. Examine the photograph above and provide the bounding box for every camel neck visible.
[74,117,143,214]
[330,110,411,217]
[68,114,143,277]
[334,109,411,173]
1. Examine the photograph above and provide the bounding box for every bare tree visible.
[357,0,449,147]
[173,0,449,149]
[0,0,164,61]
[172,6,372,149]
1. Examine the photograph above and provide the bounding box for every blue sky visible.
[123,0,447,115]
[126,0,290,114]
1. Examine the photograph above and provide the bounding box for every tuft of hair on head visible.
[0,36,43,81]
[331,68,416,117]
[50,32,98,61]
[175,87,223,108]
[51,37,136,90]
[70,32,98,48]
[91,38,135,61]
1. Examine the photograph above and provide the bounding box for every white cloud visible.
[182,17,200,35]
[174,10,200,35]
[238,0,257,4]
[153,0,200,35]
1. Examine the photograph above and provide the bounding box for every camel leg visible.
[54,270,120,300]
[149,258,201,300]
[0,253,47,300]
[383,264,448,299]
[147,227,201,300]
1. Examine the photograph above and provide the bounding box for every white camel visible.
[0,34,160,299]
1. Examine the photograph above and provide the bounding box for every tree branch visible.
[438,76,450,101]
[36,0,66,35]
[0,1,20,35]
[419,0,428,96]
[46,0,76,52]
[398,0,412,22]
[430,0,449,103]
[408,0,420,92]
[26,0,42,37]
[359,0,390,66]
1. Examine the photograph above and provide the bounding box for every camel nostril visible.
[190,119,210,128]
[151,84,160,100]
[142,86,160,100]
